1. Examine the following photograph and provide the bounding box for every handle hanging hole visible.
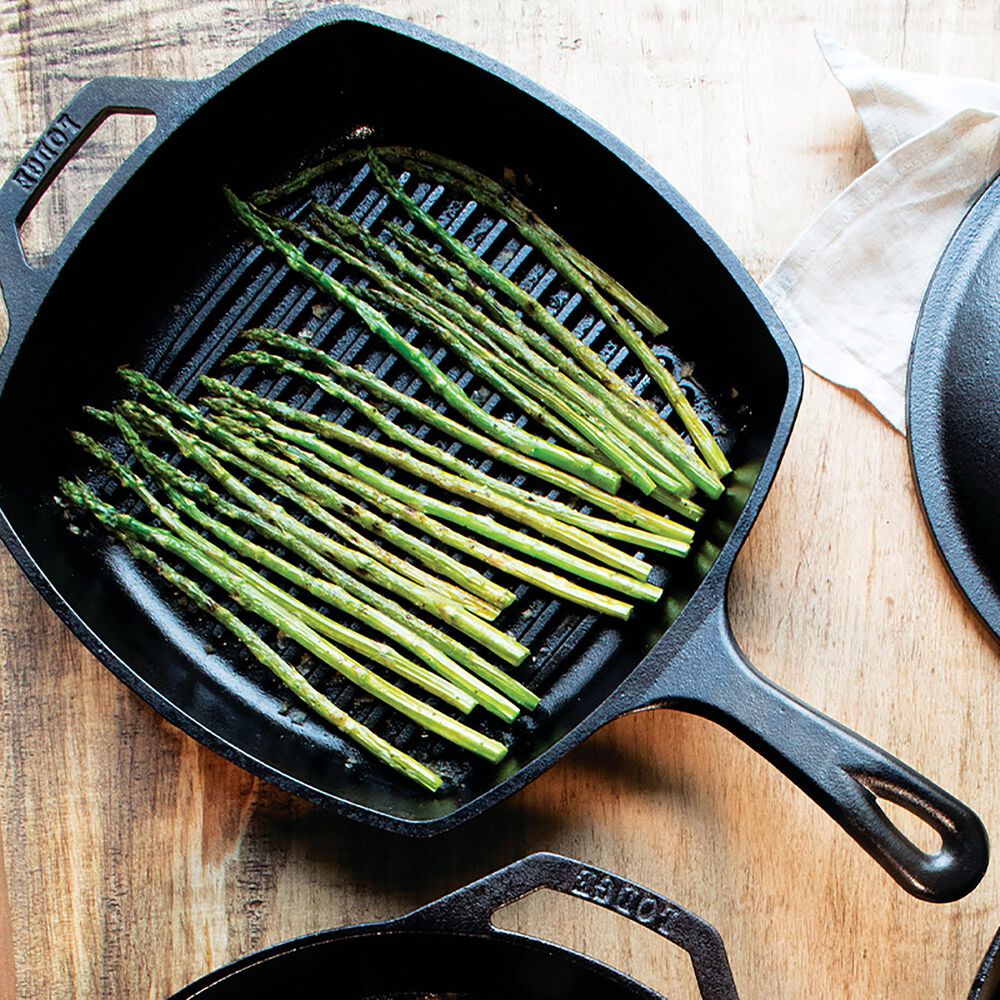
[879,797,945,855]
[17,110,156,268]
[492,887,704,999]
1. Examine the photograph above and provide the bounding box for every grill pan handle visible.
[394,851,739,1000]
[0,75,195,341]
[635,598,989,903]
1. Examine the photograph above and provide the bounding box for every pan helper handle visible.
[642,598,990,903]
[394,852,740,1000]
[0,75,198,345]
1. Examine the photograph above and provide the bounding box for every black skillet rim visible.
[907,169,1000,644]
[0,6,802,835]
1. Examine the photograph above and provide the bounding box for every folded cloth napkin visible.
[762,30,1000,431]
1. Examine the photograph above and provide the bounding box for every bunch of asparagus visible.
[60,148,731,793]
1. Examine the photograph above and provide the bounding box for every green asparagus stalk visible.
[72,428,483,716]
[113,404,539,709]
[114,390,531,667]
[59,478,508,764]
[117,531,443,791]
[226,188,622,493]
[203,388,662,603]
[242,328,697,539]
[227,347,690,557]
[312,204,694,497]
[365,150,725,499]
[372,148,730,476]
[356,281,662,496]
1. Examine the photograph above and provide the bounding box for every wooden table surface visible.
[2,2,999,997]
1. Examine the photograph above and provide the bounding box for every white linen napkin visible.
[762,30,1000,431]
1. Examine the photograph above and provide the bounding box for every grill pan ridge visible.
[0,6,988,902]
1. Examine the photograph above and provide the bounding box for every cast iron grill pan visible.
[86,155,732,795]
[0,7,987,901]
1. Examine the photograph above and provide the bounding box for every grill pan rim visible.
[0,5,802,835]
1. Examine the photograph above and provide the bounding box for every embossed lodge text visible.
[12,112,83,191]
[571,867,680,936]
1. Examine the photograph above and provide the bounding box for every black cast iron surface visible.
[167,852,740,1000]
[908,170,1000,644]
[970,927,1000,1000]
[0,6,987,901]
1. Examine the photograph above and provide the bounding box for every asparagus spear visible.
[227,347,690,556]
[115,392,530,666]
[373,148,731,476]
[312,204,694,497]
[73,428,482,716]
[365,150,725,499]
[204,390,662,604]
[59,478,508,764]
[226,188,622,493]
[201,374,655,583]
[242,327,699,537]
[117,531,443,791]
[114,404,538,709]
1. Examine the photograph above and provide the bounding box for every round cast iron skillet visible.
[0,7,987,900]
[169,852,1000,999]
[908,170,1000,643]
[169,852,740,1000]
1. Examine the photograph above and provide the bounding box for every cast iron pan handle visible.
[395,852,739,1000]
[636,598,989,903]
[0,75,195,339]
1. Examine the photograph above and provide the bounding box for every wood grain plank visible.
[1,2,999,998]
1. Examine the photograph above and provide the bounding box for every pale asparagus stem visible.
[200,377,655,586]
[365,151,725,498]
[243,328,697,540]
[59,479,508,763]
[204,405,637,620]
[73,428,479,716]
[227,348,690,557]
[312,205,692,496]
[226,188,622,493]
[117,532,443,791]
[374,148,730,475]
[115,405,538,708]
[262,208,601,461]
[114,388,530,668]
[100,419,521,721]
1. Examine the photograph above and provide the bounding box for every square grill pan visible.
[0,7,986,902]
